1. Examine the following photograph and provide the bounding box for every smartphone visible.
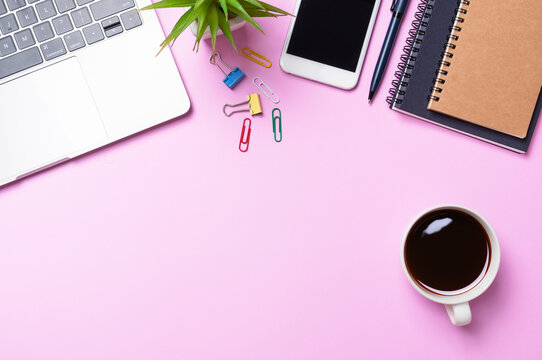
[280,0,381,90]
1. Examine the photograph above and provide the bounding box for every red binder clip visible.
[239,118,252,152]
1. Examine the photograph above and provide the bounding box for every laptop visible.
[0,0,190,186]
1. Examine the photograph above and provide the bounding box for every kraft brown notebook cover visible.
[427,0,542,139]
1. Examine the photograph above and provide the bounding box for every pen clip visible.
[390,0,397,11]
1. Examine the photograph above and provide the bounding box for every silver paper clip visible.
[253,77,280,104]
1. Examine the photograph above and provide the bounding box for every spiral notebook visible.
[387,0,542,153]
[427,0,542,139]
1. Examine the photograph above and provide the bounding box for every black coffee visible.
[405,209,490,294]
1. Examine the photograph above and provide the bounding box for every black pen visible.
[368,0,410,102]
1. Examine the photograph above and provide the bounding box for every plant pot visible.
[189,15,246,39]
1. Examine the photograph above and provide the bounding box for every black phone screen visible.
[286,0,377,72]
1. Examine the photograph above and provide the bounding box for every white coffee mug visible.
[401,205,501,326]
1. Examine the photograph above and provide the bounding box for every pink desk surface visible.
[1,1,542,359]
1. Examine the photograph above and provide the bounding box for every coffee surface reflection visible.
[405,209,490,295]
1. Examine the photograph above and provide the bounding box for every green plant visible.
[141,0,291,55]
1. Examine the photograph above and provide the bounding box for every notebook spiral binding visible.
[428,0,471,102]
[387,0,435,106]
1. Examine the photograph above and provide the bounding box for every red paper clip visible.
[239,118,252,152]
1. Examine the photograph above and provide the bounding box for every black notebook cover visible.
[387,0,541,153]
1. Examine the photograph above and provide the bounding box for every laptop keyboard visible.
[0,0,141,79]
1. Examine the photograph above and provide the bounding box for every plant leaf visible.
[218,0,228,19]
[217,9,236,51]
[238,0,264,10]
[226,0,263,33]
[242,9,277,17]
[149,0,292,55]
[252,0,292,16]
[157,7,197,55]
[140,0,195,11]
[194,0,211,51]
[194,0,212,11]
[207,3,219,53]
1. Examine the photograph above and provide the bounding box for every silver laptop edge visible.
[0,0,190,186]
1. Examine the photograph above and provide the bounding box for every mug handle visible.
[445,302,471,326]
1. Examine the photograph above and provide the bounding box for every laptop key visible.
[76,0,92,5]
[36,0,57,20]
[0,35,16,56]
[14,28,35,48]
[89,0,134,21]
[6,0,25,11]
[54,0,75,13]
[16,7,38,27]
[0,46,43,79]
[40,37,66,60]
[70,7,91,28]
[0,0,7,15]
[33,21,54,42]
[104,22,121,37]
[52,14,72,34]
[0,13,19,34]
[82,22,102,44]
[101,15,121,37]
[120,9,140,30]
[100,14,118,28]
[63,29,84,51]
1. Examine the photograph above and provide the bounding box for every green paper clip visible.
[272,108,282,143]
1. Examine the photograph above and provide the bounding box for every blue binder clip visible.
[210,52,245,90]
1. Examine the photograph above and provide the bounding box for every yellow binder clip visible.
[223,93,263,117]
[241,47,272,68]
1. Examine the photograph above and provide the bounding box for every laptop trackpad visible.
[0,57,107,182]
